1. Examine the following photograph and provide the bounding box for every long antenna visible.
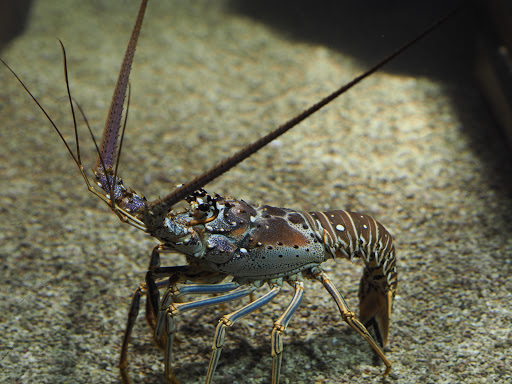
[148,4,466,218]
[95,0,147,172]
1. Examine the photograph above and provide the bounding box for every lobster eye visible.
[198,203,210,212]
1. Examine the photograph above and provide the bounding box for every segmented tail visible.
[306,210,397,346]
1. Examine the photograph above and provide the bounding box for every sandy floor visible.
[1,1,511,383]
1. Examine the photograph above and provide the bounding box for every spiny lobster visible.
[1,1,463,383]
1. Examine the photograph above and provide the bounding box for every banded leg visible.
[312,267,392,375]
[155,282,244,341]
[120,278,171,384]
[161,284,258,382]
[205,285,282,384]
[271,281,304,384]
[120,245,226,383]
[144,245,165,329]
[144,245,199,332]
[120,244,174,384]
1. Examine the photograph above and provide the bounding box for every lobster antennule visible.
[0,54,81,171]
[94,0,148,173]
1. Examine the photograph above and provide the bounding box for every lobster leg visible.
[120,281,145,384]
[155,282,243,340]
[144,245,166,329]
[120,245,171,383]
[121,243,226,383]
[120,279,169,383]
[271,281,304,384]
[312,268,392,375]
[205,285,282,384]
[161,284,258,382]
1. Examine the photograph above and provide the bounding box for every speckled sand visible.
[1,1,511,384]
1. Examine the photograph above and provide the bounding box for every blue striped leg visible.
[205,284,282,384]
[271,281,304,384]
[312,267,392,375]
[158,283,257,382]
[155,281,244,340]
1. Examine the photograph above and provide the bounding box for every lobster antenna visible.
[149,3,466,217]
[95,0,147,172]
[0,57,81,169]
[115,83,132,188]
[59,39,120,206]
[0,36,116,201]
[59,40,81,165]
[74,100,114,203]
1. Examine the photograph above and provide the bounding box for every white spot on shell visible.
[336,224,345,231]
[250,216,256,223]
[363,224,368,229]
[240,248,248,254]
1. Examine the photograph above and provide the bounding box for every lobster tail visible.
[358,242,397,347]
[307,209,397,347]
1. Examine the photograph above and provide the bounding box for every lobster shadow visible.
[168,326,382,383]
